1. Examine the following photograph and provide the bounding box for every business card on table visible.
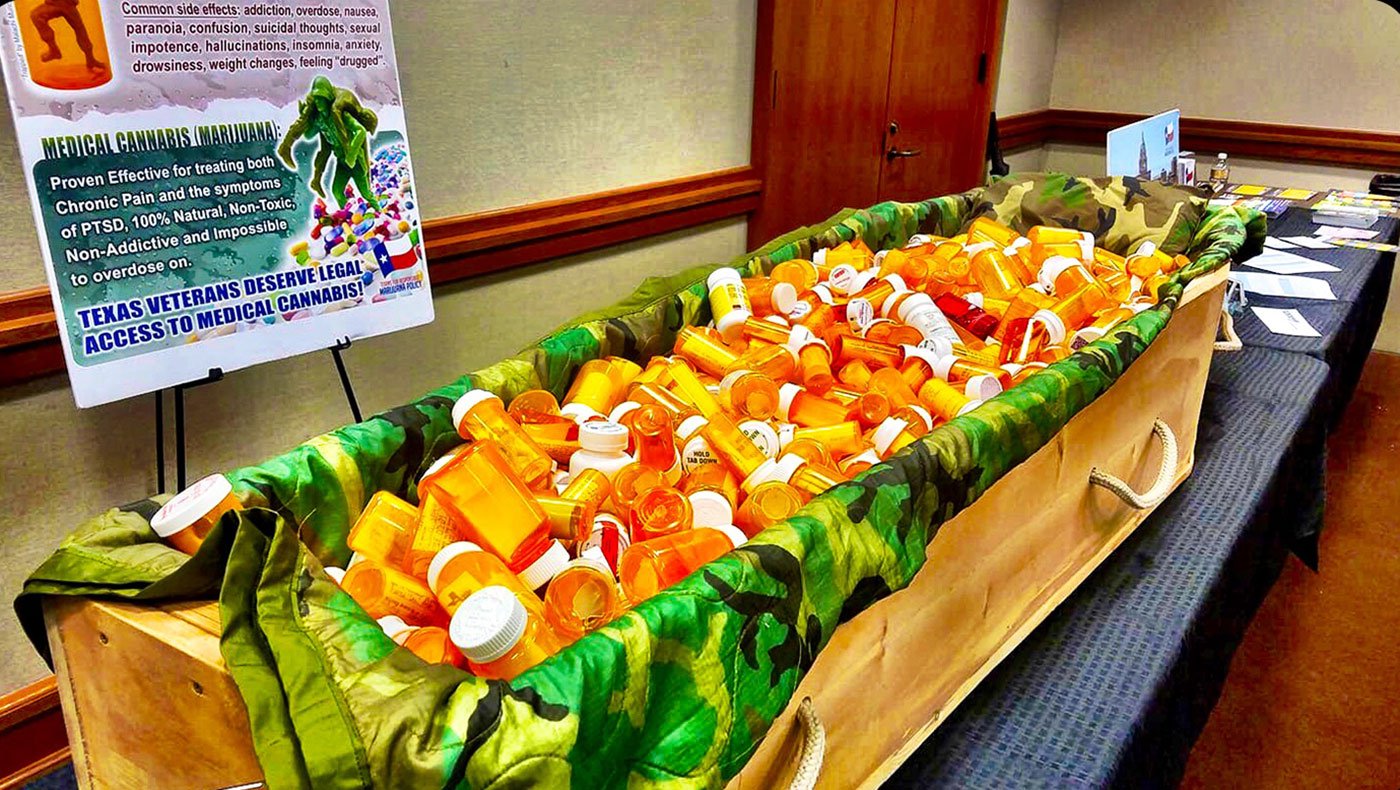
[1228,272,1338,301]
[1242,249,1341,275]
[1251,307,1321,338]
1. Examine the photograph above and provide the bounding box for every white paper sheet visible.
[1314,226,1380,240]
[1263,237,1299,250]
[1228,272,1338,300]
[1280,235,1337,250]
[1251,307,1322,337]
[1241,249,1341,275]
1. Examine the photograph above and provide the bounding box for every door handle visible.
[886,146,922,160]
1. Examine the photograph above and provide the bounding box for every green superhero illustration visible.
[278,76,381,211]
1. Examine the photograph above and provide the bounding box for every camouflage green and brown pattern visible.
[16,174,1263,788]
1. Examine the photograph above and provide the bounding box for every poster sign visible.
[1106,108,1181,185]
[0,0,430,407]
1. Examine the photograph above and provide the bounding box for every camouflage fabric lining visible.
[15,174,1263,788]
[976,172,1208,255]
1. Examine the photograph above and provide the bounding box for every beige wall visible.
[1044,0,1400,352]
[993,0,1061,174]
[0,3,757,692]
[1051,0,1400,133]
[996,0,1063,118]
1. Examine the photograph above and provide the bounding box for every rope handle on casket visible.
[1088,419,1180,510]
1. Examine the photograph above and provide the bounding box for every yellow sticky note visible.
[1234,184,1269,196]
[1277,188,1316,200]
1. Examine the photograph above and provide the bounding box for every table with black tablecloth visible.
[1233,207,1398,427]
[887,205,1396,789]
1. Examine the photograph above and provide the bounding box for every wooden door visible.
[748,0,1003,248]
[747,0,898,247]
[877,0,1002,202]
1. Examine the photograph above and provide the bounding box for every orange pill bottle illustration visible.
[15,0,112,91]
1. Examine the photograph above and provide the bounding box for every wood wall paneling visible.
[0,167,761,389]
[0,677,67,789]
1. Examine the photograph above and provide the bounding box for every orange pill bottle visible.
[783,420,866,459]
[788,328,837,393]
[700,411,773,485]
[630,404,682,481]
[667,358,725,417]
[611,462,665,520]
[736,481,806,537]
[785,457,848,498]
[426,541,546,617]
[618,525,749,604]
[14,0,112,91]
[452,390,554,489]
[560,359,627,423]
[719,369,781,420]
[629,486,694,542]
[560,468,612,512]
[449,586,561,680]
[377,616,468,669]
[744,277,799,317]
[347,491,419,569]
[543,555,625,643]
[673,326,741,378]
[777,383,849,428]
[419,440,569,589]
[967,244,1025,300]
[724,342,798,382]
[342,560,449,627]
[918,378,976,422]
[149,474,240,555]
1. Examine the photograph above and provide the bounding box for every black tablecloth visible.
[1233,207,1397,427]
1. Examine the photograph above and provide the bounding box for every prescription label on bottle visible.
[739,420,781,458]
[846,298,876,331]
[681,436,720,473]
[828,265,859,293]
[581,515,631,573]
[709,283,747,317]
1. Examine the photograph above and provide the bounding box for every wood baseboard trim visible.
[1000,108,1400,171]
[998,109,1054,153]
[0,677,68,790]
[0,167,760,389]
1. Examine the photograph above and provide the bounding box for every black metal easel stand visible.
[155,338,362,493]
